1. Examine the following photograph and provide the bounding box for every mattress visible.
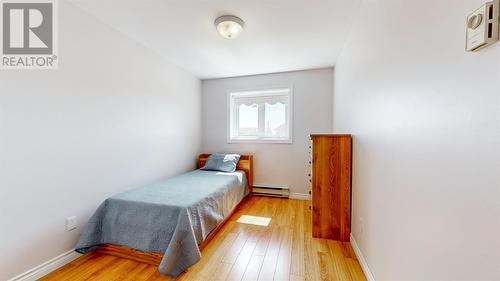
[75,169,248,277]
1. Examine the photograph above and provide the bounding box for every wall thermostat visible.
[466,0,499,51]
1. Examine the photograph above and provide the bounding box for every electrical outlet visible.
[66,216,77,232]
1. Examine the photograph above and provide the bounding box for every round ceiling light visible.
[215,15,244,39]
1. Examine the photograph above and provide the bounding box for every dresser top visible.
[309,134,352,138]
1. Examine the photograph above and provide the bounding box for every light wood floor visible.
[40,197,366,281]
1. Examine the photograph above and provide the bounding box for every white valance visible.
[233,95,288,106]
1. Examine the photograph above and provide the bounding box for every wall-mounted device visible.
[466,0,499,51]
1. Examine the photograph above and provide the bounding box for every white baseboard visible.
[7,249,81,281]
[350,234,375,281]
[253,183,289,189]
[289,192,311,200]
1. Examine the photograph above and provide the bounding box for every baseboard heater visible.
[252,184,289,198]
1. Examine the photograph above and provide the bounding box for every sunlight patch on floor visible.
[236,215,271,226]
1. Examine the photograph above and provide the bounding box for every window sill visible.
[228,138,293,144]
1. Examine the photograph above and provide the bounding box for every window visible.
[228,88,292,143]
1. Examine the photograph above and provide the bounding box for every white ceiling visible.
[70,0,360,79]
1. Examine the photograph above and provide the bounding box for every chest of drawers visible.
[309,134,352,241]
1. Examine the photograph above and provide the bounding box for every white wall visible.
[202,68,333,196]
[0,2,201,280]
[333,0,500,280]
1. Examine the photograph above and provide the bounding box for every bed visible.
[75,154,253,277]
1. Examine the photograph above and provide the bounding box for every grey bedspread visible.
[75,169,248,277]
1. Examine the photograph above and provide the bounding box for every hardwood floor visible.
[39,197,366,281]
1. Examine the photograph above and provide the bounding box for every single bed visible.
[75,154,253,277]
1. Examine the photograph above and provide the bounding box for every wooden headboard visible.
[197,154,253,193]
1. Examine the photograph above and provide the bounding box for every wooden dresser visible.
[309,134,352,241]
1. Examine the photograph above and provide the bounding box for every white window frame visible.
[227,87,293,144]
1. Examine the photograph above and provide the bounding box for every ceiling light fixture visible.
[215,15,244,39]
